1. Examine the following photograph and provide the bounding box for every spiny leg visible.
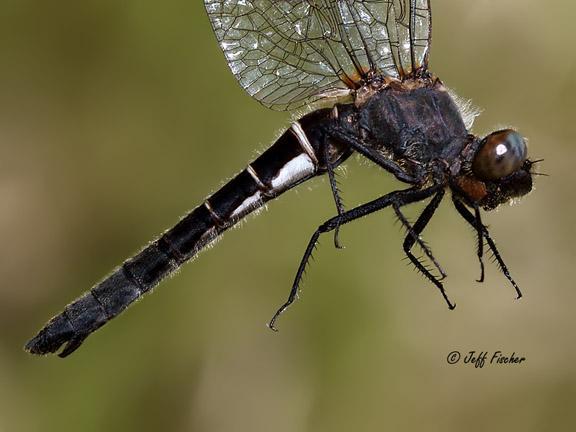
[473,205,486,282]
[323,138,346,249]
[268,185,443,331]
[452,197,522,299]
[398,189,447,280]
[328,126,442,278]
[327,125,422,184]
[394,192,455,310]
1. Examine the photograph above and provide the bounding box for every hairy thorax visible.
[357,80,469,168]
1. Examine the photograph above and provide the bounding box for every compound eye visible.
[472,130,527,180]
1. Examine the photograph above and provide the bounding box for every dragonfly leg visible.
[452,197,522,299]
[327,125,422,184]
[473,205,486,282]
[268,185,442,331]
[396,189,447,280]
[323,137,346,249]
[394,190,455,310]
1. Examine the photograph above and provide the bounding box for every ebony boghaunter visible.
[26,0,536,357]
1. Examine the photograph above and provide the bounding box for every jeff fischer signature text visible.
[446,351,526,368]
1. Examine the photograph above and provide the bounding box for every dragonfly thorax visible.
[358,82,469,166]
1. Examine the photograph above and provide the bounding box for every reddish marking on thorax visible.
[454,176,488,202]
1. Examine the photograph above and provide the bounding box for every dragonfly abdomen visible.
[26,111,350,357]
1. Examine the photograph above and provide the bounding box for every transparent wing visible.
[204,0,432,111]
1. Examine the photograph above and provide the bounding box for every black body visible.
[26,108,352,356]
[361,86,468,162]
[26,0,536,357]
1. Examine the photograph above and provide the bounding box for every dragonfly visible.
[26,0,537,357]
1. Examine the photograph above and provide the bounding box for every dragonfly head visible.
[453,129,534,210]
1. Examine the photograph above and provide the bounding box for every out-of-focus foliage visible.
[1,1,574,431]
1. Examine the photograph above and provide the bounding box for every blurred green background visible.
[1,0,575,430]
